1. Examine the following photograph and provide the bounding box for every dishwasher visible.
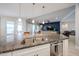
[50,41,63,56]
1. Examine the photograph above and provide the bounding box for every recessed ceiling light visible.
[56,17,59,19]
[18,18,22,22]
[56,16,62,20]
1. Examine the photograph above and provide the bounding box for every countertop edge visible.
[0,38,68,54]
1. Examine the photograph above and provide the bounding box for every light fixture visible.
[18,3,22,22]
[42,21,45,24]
[31,3,35,24]
[65,24,68,28]
[18,18,22,22]
[42,5,45,24]
[62,23,68,29]
[32,20,35,23]
[56,17,58,20]
[56,16,61,20]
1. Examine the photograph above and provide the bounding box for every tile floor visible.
[68,35,79,56]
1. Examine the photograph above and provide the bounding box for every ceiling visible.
[0,3,75,18]
[27,5,75,23]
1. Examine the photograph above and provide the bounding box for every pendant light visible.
[42,5,45,24]
[18,3,22,22]
[32,20,35,23]
[32,3,35,24]
[42,21,45,24]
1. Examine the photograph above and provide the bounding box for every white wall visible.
[60,20,75,33]
[60,12,75,33]
[0,17,1,36]
[0,17,1,46]
[75,4,79,47]
[26,22,32,33]
[22,18,27,32]
[0,16,6,46]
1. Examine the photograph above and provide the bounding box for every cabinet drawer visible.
[0,52,12,56]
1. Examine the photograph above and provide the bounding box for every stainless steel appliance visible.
[50,41,63,56]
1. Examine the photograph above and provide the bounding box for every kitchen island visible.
[0,31,68,56]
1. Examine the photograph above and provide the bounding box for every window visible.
[32,24,35,35]
[6,21,14,42]
[6,20,23,42]
[17,23,22,32]
[6,21,14,34]
[17,20,23,40]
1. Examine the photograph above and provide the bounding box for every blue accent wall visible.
[42,21,60,32]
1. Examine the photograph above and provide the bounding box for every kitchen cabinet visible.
[36,47,50,56]
[35,44,50,56]
[12,46,38,56]
[63,39,68,56]
[0,39,68,56]
[12,44,50,56]
[0,52,12,56]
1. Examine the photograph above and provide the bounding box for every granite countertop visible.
[0,33,68,54]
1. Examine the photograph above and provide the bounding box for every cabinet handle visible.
[36,54,38,56]
[50,44,52,46]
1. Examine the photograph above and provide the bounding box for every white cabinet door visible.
[12,47,37,56]
[12,44,50,56]
[63,39,68,56]
[13,51,35,56]
[37,44,50,56]
[37,48,50,56]
[0,52,12,56]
